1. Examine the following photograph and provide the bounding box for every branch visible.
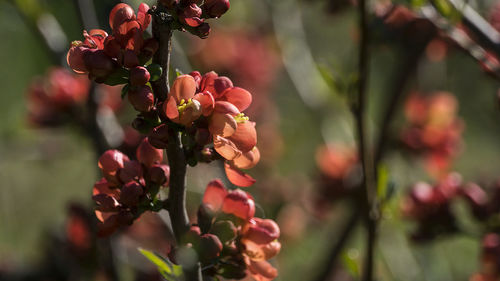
[151,5,173,101]
[374,32,436,165]
[151,2,202,280]
[313,206,361,281]
[353,0,378,280]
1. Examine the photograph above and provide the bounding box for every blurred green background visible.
[2,0,500,280]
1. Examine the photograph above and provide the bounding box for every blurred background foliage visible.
[2,0,500,280]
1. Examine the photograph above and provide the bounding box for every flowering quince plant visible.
[67,1,279,280]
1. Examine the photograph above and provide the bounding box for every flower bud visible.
[132,117,152,133]
[189,71,202,87]
[123,50,140,68]
[210,220,236,243]
[137,137,163,167]
[118,160,143,183]
[148,124,169,149]
[109,3,136,30]
[120,181,144,206]
[195,22,210,39]
[93,194,120,212]
[128,85,154,112]
[179,4,203,27]
[203,0,230,18]
[67,46,89,73]
[197,203,216,233]
[148,164,170,186]
[98,150,129,175]
[83,50,115,78]
[195,128,211,146]
[103,36,121,59]
[242,218,280,244]
[222,189,255,220]
[129,66,150,86]
[199,234,223,261]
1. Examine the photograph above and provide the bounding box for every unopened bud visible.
[84,50,115,78]
[136,138,163,167]
[128,85,154,112]
[148,124,169,149]
[210,220,236,243]
[148,164,170,186]
[129,66,150,86]
[203,0,230,18]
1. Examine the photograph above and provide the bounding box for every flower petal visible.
[229,121,257,153]
[194,91,215,116]
[248,260,278,281]
[209,113,237,137]
[214,135,241,160]
[224,162,256,187]
[232,147,260,169]
[202,179,228,211]
[220,87,252,112]
[222,189,255,220]
[170,74,197,102]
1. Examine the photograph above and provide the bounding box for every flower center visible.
[234,113,249,123]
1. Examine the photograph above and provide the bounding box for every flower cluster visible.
[400,173,462,241]
[401,172,500,242]
[159,0,230,38]
[67,3,158,88]
[179,179,280,280]
[313,144,359,215]
[93,138,169,236]
[27,67,89,126]
[400,92,464,177]
[145,71,260,187]
[470,233,500,281]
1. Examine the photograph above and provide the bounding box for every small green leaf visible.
[341,250,360,278]
[147,64,163,82]
[121,84,130,99]
[376,164,389,201]
[175,68,184,77]
[138,248,183,280]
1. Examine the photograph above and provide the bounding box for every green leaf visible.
[147,64,163,82]
[121,84,130,99]
[376,164,389,201]
[175,68,184,77]
[138,248,183,281]
[341,250,360,278]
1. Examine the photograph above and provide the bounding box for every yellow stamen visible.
[234,113,249,123]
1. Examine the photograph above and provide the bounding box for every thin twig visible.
[313,206,361,281]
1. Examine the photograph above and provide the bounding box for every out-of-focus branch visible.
[374,32,436,165]
[313,206,361,281]
[9,1,65,64]
[353,0,378,280]
[422,0,500,80]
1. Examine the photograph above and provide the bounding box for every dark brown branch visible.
[151,2,201,280]
[313,206,361,281]
[354,0,377,280]
[166,131,190,242]
[151,5,173,101]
